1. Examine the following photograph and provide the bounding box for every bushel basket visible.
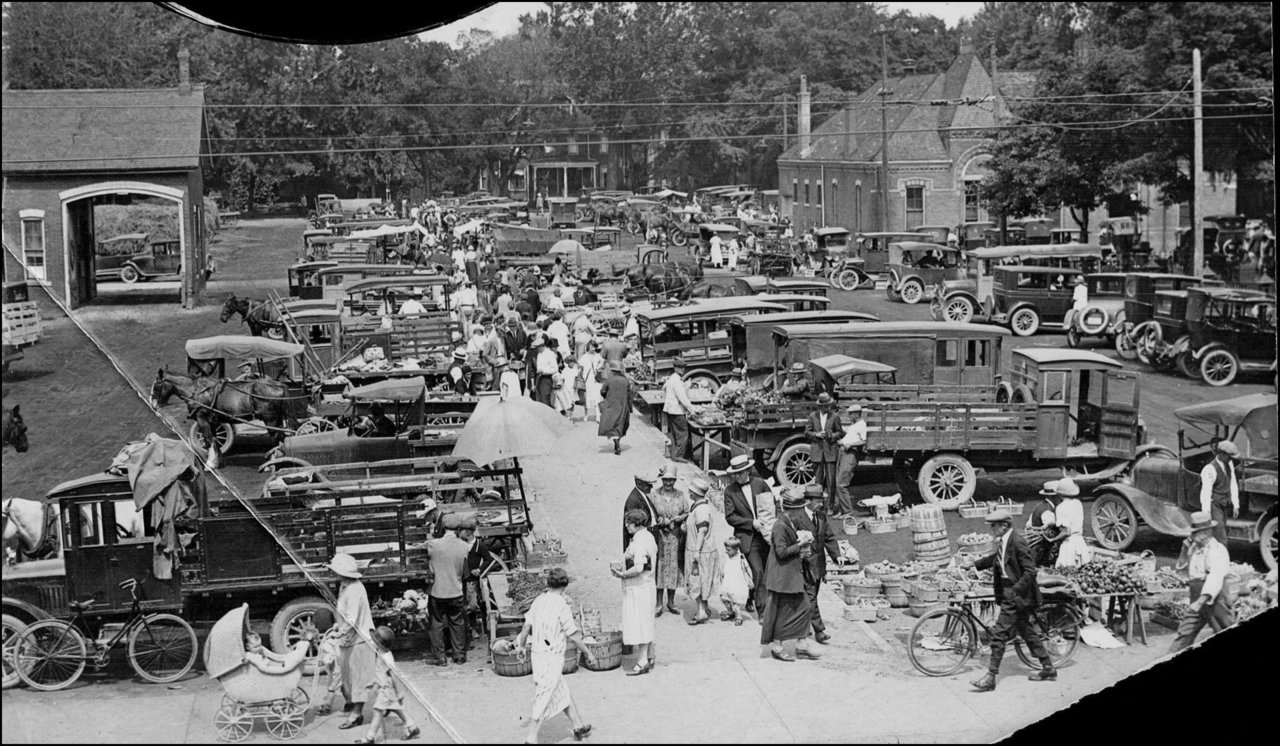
[580,630,623,671]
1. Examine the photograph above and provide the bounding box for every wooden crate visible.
[2,302,41,346]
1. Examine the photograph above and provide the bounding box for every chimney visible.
[901,58,917,75]
[799,75,811,158]
[178,46,191,94]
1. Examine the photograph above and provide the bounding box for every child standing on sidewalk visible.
[356,627,420,744]
[718,537,754,625]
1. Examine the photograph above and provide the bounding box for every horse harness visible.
[2,498,59,560]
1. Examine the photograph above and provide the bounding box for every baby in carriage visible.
[244,632,289,672]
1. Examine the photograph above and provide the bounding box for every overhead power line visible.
[3,112,1269,166]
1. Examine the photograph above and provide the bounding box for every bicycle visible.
[907,592,1084,677]
[13,578,198,691]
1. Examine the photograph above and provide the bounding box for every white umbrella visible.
[452,218,484,238]
[451,388,572,467]
[549,239,586,255]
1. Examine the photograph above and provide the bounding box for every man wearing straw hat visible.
[964,510,1058,692]
[722,454,773,615]
[1168,511,1233,654]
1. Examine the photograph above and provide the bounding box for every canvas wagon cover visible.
[185,336,305,362]
[1175,393,1278,461]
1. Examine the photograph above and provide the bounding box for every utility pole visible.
[782,94,789,152]
[878,27,892,232]
[1192,48,1205,277]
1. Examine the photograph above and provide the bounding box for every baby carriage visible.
[207,604,312,742]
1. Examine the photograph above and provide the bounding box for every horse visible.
[220,295,285,340]
[2,497,59,564]
[3,405,28,452]
[150,369,299,468]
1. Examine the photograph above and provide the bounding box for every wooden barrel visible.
[912,530,948,544]
[914,537,951,555]
[910,504,947,533]
[885,588,910,607]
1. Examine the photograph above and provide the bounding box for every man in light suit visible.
[722,454,773,615]
[803,393,844,510]
[965,509,1057,691]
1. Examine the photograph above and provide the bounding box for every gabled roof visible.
[779,53,1038,164]
[2,87,206,173]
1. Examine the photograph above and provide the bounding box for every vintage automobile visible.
[635,297,787,392]
[286,260,340,300]
[96,237,187,284]
[984,266,1089,337]
[913,225,953,246]
[884,241,966,304]
[1179,287,1277,387]
[1134,289,1194,374]
[680,277,749,300]
[728,310,877,379]
[1087,392,1276,569]
[1014,218,1054,245]
[1110,273,1204,359]
[755,293,831,313]
[764,278,830,298]
[311,263,425,306]
[558,226,623,252]
[621,258,704,302]
[1062,273,1127,348]
[1050,228,1086,245]
[270,378,475,468]
[932,243,1102,324]
[1098,217,1151,270]
[340,276,453,317]
[853,232,932,275]
[94,233,150,281]
[300,227,332,260]
[546,197,579,229]
[957,221,996,251]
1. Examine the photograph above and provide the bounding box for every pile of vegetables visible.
[957,532,993,546]
[1062,560,1147,595]
[900,560,938,577]
[1153,598,1190,620]
[1232,595,1269,623]
[1152,569,1188,590]
[692,407,728,426]
[716,386,784,427]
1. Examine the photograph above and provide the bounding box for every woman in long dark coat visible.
[760,489,816,663]
[597,361,632,455]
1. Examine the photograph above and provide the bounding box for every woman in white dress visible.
[326,553,377,731]
[555,357,581,417]
[1051,478,1092,568]
[709,233,724,268]
[612,509,657,676]
[726,237,740,272]
[579,341,606,422]
[515,568,596,744]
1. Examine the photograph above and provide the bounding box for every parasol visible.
[549,239,586,255]
[451,386,571,467]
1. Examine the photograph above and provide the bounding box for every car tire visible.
[2,614,30,690]
[1114,331,1138,360]
[1199,348,1238,386]
[1066,328,1082,348]
[915,454,976,509]
[120,266,141,284]
[1260,516,1277,572]
[775,442,815,491]
[270,597,336,676]
[900,280,925,305]
[1089,493,1138,551]
[1009,307,1040,336]
[941,296,975,324]
[1175,351,1199,379]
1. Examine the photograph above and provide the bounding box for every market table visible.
[688,420,733,471]
[1081,592,1147,645]
[634,388,715,433]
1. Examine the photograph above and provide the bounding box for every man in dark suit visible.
[721,454,772,614]
[803,393,844,507]
[622,470,658,550]
[791,484,843,644]
[966,509,1057,691]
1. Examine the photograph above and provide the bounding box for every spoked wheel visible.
[270,597,335,673]
[908,608,976,676]
[2,614,30,689]
[683,373,719,398]
[293,417,337,436]
[190,421,235,455]
[900,280,925,304]
[127,613,198,683]
[1114,331,1138,360]
[266,699,305,739]
[916,454,976,509]
[1135,324,1162,365]
[941,296,975,324]
[671,231,688,247]
[1260,517,1277,572]
[836,269,861,291]
[1009,307,1040,336]
[290,687,311,710]
[775,443,816,490]
[14,620,87,691]
[1089,493,1138,551]
[1015,602,1081,668]
[214,703,254,742]
[120,265,141,284]
[1175,351,1199,379]
[1200,349,1239,387]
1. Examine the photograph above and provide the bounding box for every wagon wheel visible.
[682,372,719,398]
[293,417,337,436]
[213,703,253,742]
[190,421,235,455]
[266,699,305,740]
[1089,493,1138,551]
[775,443,816,490]
[916,454,976,509]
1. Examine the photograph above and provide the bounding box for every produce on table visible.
[864,561,901,575]
[1154,569,1188,589]
[900,560,937,577]
[1232,595,1268,623]
[957,532,993,546]
[1061,560,1147,595]
[1226,562,1257,580]
[716,386,783,427]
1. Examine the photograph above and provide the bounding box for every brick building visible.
[2,70,210,311]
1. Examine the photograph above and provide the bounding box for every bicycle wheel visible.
[128,613,198,683]
[908,608,977,677]
[1015,602,1082,668]
[15,619,88,691]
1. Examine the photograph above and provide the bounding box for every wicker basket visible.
[989,497,1024,516]
[842,578,882,603]
[492,645,533,677]
[909,600,946,618]
[867,518,897,534]
[580,631,623,671]
[957,540,993,556]
[842,516,861,535]
[911,582,941,603]
[895,512,912,528]
[958,500,990,519]
[842,606,878,622]
[864,567,902,582]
